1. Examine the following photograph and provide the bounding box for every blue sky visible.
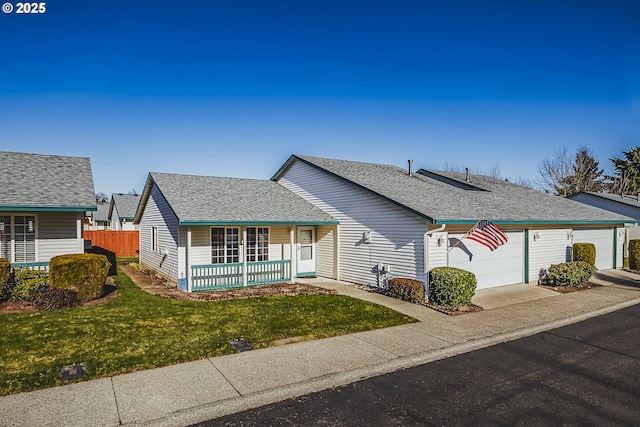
[1,0,638,196]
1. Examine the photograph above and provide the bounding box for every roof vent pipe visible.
[465,167,470,182]
[408,160,413,177]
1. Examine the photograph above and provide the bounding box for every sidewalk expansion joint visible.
[110,377,123,426]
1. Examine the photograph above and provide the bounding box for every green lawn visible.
[0,267,416,396]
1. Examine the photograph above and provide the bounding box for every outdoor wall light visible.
[533,232,540,241]
[567,231,573,240]
[27,220,34,233]
[437,236,444,247]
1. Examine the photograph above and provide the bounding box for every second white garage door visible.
[572,228,613,270]
[448,230,524,289]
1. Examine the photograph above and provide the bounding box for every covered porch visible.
[181,223,338,292]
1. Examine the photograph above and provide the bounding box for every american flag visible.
[466,220,508,251]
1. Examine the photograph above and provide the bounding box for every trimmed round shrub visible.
[547,261,595,287]
[629,239,640,270]
[429,267,477,308]
[573,243,596,266]
[33,288,81,311]
[0,258,11,301]
[49,253,110,302]
[9,268,49,302]
[388,277,425,303]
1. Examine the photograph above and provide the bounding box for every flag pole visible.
[447,218,483,253]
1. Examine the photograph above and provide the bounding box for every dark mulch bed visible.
[119,262,337,301]
[537,281,601,294]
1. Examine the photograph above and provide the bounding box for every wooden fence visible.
[84,230,139,258]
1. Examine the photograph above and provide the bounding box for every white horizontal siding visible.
[528,229,572,282]
[278,161,427,287]
[426,232,448,270]
[139,184,179,282]
[616,227,624,268]
[269,225,292,262]
[316,225,337,279]
[37,212,82,261]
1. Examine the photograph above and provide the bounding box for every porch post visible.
[77,213,83,254]
[186,227,192,292]
[242,229,247,287]
[290,227,295,283]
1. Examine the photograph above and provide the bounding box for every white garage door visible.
[572,228,613,270]
[448,230,524,289]
[528,229,572,282]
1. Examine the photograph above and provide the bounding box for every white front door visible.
[297,227,315,277]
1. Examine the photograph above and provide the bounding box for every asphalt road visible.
[195,303,640,426]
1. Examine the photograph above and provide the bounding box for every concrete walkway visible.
[2,270,639,427]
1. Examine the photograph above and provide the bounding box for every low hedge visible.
[429,267,477,309]
[547,261,595,287]
[49,253,110,302]
[629,240,640,270]
[9,268,49,302]
[388,277,425,303]
[572,243,596,266]
[0,258,11,301]
[33,288,81,311]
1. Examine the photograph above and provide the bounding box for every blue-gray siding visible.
[139,184,180,282]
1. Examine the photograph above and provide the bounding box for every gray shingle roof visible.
[90,203,110,222]
[570,191,640,208]
[280,155,632,224]
[109,193,142,220]
[0,151,96,211]
[137,172,338,225]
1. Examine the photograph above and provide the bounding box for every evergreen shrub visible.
[33,288,81,311]
[9,268,49,302]
[572,243,596,266]
[0,258,11,301]
[50,253,110,302]
[388,277,425,303]
[429,267,477,308]
[547,261,595,287]
[629,240,640,270]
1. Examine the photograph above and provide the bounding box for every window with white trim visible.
[151,227,158,252]
[0,215,36,262]
[246,227,269,262]
[211,227,240,264]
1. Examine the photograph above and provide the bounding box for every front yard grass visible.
[0,266,416,396]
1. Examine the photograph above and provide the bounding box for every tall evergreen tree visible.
[610,146,640,194]
[562,148,605,194]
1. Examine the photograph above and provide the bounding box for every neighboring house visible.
[569,192,640,242]
[109,193,141,230]
[273,155,632,290]
[85,203,110,230]
[0,151,96,267]
[133,172,338,291]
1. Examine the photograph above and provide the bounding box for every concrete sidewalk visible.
[2,270,639,427]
